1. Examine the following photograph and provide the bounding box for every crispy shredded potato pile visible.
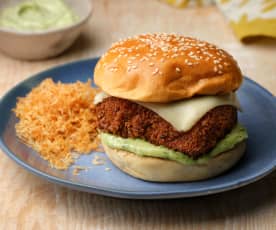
[14,78,99,170]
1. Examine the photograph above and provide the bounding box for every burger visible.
[94,33,248,182]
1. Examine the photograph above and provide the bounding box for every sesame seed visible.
[149,63,154,67]
[176,67,181,73]
[139,57,146,62]
[214,66,218,72]
[161,46,169,52]
[173,47,178,52]
[152,68,159,75]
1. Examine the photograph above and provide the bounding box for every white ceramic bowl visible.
[0,0,92,60]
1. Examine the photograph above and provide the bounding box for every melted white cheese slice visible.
[94,91,110,105]
[138,93,240,132]
[94,92,240,132]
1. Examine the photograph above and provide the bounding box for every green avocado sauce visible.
[100,124,248,165]
[0,0,79,31]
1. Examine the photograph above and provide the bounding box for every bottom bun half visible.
[102,141,246,182]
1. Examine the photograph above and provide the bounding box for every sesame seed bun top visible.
[94,33,243,102]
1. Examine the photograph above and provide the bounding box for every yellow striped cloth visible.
[160,0,276,41]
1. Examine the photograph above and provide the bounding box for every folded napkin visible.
[160,0,276,41]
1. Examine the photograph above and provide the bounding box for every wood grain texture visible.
[0,0,275,229]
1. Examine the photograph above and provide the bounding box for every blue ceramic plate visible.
[0,58,276,199]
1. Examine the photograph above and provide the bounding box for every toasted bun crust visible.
[102,141,246,182]
[94,33,243,102]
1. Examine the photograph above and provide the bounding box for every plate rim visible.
[0,57,275,199]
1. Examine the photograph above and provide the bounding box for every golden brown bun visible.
[102,141,246,182]
[94,33,243,102]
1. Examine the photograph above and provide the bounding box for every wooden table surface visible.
[0,1,275,229]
